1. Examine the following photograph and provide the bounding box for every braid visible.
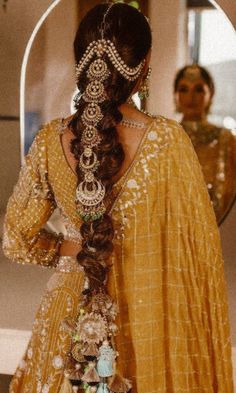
[67,3,151,293]
[69,65,135,291]
[62,4,152,388]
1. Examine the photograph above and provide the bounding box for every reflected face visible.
[175,78,212,121]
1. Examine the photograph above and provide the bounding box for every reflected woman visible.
[174,64,236,225]
[3,4,234,393]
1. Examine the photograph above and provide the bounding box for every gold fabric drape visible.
[181,120,236,224]
[3,118,233,392]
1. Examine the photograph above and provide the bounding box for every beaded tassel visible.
[97,383,109,393]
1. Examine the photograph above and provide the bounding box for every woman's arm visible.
[2,126,76,267]
[59,239,82,257]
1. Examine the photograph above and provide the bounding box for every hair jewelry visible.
[62,4,150,392]
[183,64,202,82]
[138,66,151,100]
[75,39,145,83]
[75,9,145,222]
[75,50,109,222]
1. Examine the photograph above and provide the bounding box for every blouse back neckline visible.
[56,117,156,190]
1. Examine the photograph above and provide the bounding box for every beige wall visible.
[0,0,52,211]
[0,0,78,332]
[39,0,77,123]
[0,0,78,211]
[148,0,188,118]
[0,0,52,117]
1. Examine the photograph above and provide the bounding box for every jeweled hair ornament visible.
[75,2,145,222]
[63,5,149,391]
[75,39,145,82]
[183,64,202,82]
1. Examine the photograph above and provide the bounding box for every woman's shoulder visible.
[149,114,191,146]
[34,118,64,145]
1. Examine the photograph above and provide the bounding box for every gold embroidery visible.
[6,117,233,392]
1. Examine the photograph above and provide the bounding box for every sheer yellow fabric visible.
[2,127,62,267]
[3,117,233,392]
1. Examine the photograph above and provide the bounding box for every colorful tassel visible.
[108,373,132,393]
[97,382,109,393]
[64,363,83,381]
[59,377,73,393]
[86,386,97,393]
[81,361,100,383]
[71,343,86,363]
[97,341,115,377]
[82,342,99,357]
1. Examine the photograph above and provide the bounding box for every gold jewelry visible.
[120,118,146,129]
[81,102,103,125]
[183,65,201,82]
[87,58,110,81]
[83,80,107,103]
[76,39,145,82]
[138,66,152,100]
[75,54,107,221]
[66,6,139,392]
[181,120,220,146]
[81,126,101,147]
[75,7,146,222]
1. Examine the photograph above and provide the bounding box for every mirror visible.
[22,0,78,157]
[174,5,236,225]
[148,0,236,226]
[22,0,236,226]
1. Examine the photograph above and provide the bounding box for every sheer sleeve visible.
[2,126,63,267]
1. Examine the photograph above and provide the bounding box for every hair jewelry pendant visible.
[138,66,152,100]
[67,4,136,392]
[76,39,144,82]
[75,55,109,220]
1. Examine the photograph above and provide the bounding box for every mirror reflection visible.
[174,64,236,225]
[23,0,236,226]
[172,5,236,224]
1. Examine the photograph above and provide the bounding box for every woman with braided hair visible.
[3,3,233,393]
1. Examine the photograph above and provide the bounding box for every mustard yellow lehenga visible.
[2,117,234,392]
[181,120,236,224]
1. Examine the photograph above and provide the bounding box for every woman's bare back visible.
[61,104,152,184]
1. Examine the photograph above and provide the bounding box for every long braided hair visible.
[69,3,152,292]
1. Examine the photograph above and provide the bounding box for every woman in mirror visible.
[2,4,234,393]
[174,64,236,225]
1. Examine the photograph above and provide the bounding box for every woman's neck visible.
[119,102,151,124]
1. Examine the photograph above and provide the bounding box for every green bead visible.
[129,1,140,9]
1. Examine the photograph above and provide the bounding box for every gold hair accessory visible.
[75,55,108,221]
[75,39,145,82]
[67,6,140,392]
[138,66,151,100]
[75,8,145,222]
[75,5,114,219]
[183,65,202,82]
